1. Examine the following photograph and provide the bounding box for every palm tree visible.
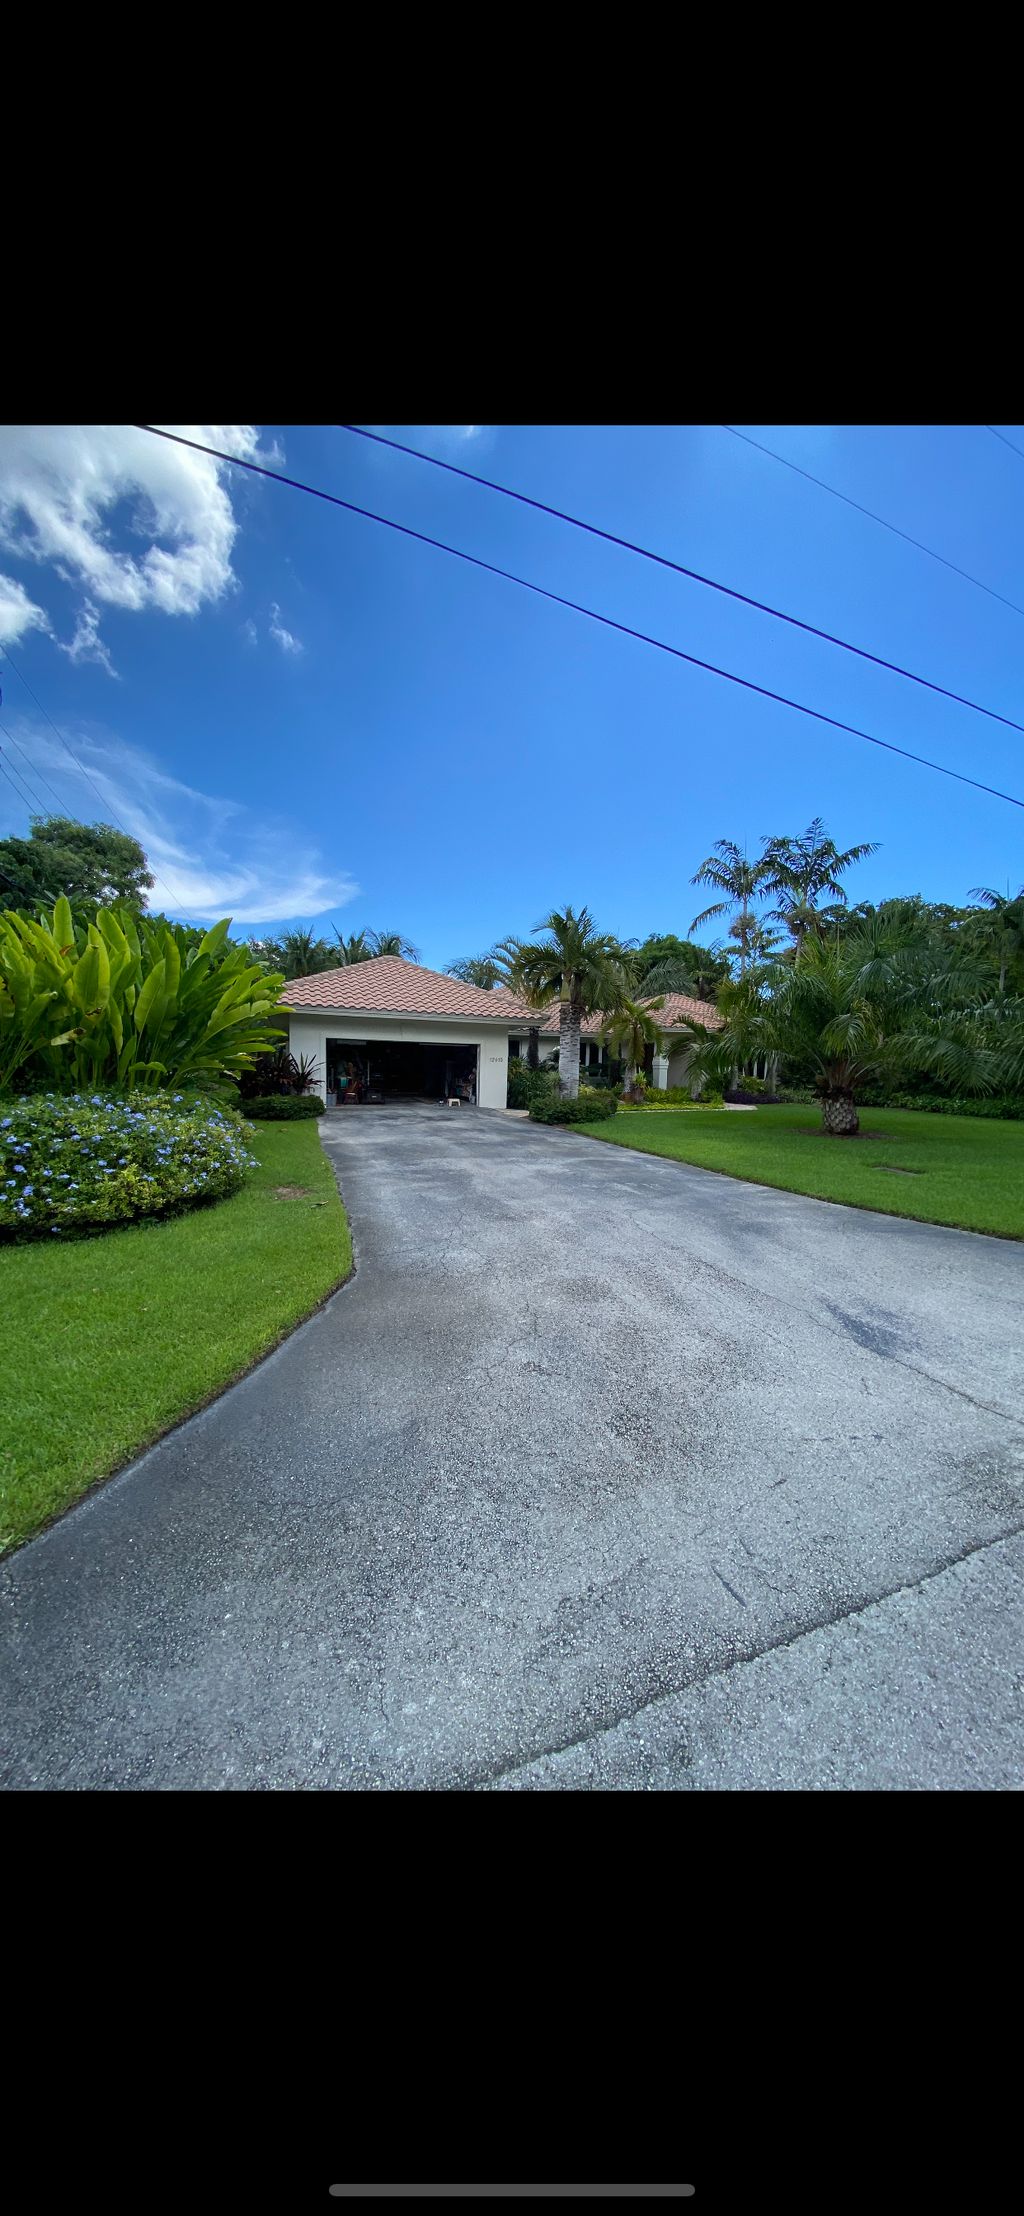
[365,930,420,961]
[601,996,667,1103]
[679,907,998,1135]
[760,818,879,954]
[274,928,337,979]
[690,840,773,977]
[332,930,373,965]
[506,906,629,1099]
[445,953,503,988]
[967,886,1024,996]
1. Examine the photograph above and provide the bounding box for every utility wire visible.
[0,639,203,926]
[0,751,45,818]
[0,728,57,816]
[722,424,1024,625]
[985,423,1024,465]
[0,711,81,817]
[339,422,1024,740]
[136,424,1024,814]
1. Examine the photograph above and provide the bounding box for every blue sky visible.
[1,422,1022,966]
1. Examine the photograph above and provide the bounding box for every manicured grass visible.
[575,1104,1024,1240]
[0,1121,351,1554]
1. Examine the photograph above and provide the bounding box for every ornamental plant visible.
[0,1091,260,1240]
[0,899,287,1095]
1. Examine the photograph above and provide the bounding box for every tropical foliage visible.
[600,996,667,1103]
[446,952,505,988]
[690,839,774,974]
[239,1047,318,1099]
[504,907,630,1099]
[760,817,880,950]
[0,898,286,1095]
[0,1091,258,1240]
[677,906,1004,1134]
[631,934,730,1001]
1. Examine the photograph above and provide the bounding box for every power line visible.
[0,728,57,816]
[0,711,81,817]
[722,424,1024,625]
[136,424,1024,814]
[339,422,1024,741]
[0,750,45,818]
[986,423,1024,465]
[0,639,204,926]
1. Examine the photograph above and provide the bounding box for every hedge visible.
[242,1094,325,1121]
[773,1087,1024,1120]
[0,1091,258,1241]
[530,1089,619,1125]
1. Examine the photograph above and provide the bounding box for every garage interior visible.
[326,1038,479,1104]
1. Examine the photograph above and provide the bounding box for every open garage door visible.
[327,1038,478,1104]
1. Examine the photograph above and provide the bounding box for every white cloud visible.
[0,424,274,672]
[0,714,359,926]
[61,599,119,678]
[269,601,302,655]
[0,570,52,647]
[242,617,259,646]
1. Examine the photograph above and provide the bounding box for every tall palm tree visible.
[679,908,997,1134]
[760,818,879,954]
[690,840,773,976]
[506,906,629,1099]
[365,930,420,961]
[968,885,1024,995]
[601,997,667,1103]
[445,953,503,988]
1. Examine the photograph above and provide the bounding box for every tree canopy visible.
[0,816,154,910]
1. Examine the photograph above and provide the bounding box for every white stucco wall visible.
[285,1014,511,1110]
[666,1042,698,1091]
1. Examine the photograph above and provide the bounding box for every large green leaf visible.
[133,958,167,1034]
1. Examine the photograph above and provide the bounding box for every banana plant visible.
[0,898,287,1093]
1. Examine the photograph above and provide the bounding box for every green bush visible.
[507,1056,557,1109]
[640,1085,723,1107]
[530,1088,619,1125]
[0,1091,259,1241]
[0,898,286,1095]
[856,1089,1024,1120]
[243,1093,325,1120]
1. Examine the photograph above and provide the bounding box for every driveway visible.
[4,1106,1024,1790]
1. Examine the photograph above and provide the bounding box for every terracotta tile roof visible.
[506,991,723,1036]
[283,960,723,1034]
[282,957,524,1020]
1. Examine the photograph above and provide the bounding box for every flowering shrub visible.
[0,1091,260,1240]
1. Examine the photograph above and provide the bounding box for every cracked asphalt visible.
[3,1104,1024,1790]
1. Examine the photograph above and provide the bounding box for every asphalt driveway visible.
[4,1105,1024,1790]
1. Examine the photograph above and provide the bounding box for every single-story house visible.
[282,957,720,1108]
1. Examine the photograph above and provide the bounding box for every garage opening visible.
[326,1038,478,1105]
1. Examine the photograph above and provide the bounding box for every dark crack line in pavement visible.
[464,1513,1024,1791]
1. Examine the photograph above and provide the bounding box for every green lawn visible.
[575,1103,1024,1239]
[0,1121,351,1555]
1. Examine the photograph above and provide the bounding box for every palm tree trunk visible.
[821,1088,859,1136]
[560,997,581,1098]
